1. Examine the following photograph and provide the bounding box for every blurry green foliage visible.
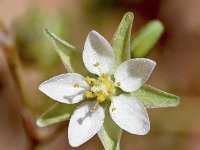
[131,20,164,58]
[13,8,70,69]
[84,0,116,21]
[83,0,140,22]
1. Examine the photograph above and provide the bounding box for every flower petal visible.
[39,73,89,104]
[114,58,156,92]
[83,30,115,75]
[68,101,105,147]
[109,94,150,135]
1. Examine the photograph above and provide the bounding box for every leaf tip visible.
[173,95,180,107]
[43,28,49,34]
[36,118,46,127]
[150,20,164,33]
[124,12,134,22]
[43,28,50,36]
[43,28,55,40]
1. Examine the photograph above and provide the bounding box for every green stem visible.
[0,26,69,150]
[0,35,37,149]
[6,42,33,110]
[0,37,66,150]
[0,20,7,33]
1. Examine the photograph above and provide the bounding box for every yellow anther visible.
[97,94,106,103]
[74,83,80,88]
[84,91,93,98]
[101,73,109,79]
[116,82,121,86]
[103,81,110,89]
[107,87,113,94]
[112,107,116,112]
[90,109,96,112]
[94,90,103,96]
[93,80,100,86]
[90,101,99,113]
[85,76,92,84]
[93,62,99,67]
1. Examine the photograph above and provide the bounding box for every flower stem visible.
[0,30,33,110]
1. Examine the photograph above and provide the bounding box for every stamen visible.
[73,83,80,88]
[112,108,116,112]
[94,90,103,96]
[84,91,93,98]
[101,73,109,80]
[93,80,100,86]
[93,62,99,67]
[90,101,99,112]
[111,101,116,112]
[107,87,113,94]
[85,76,92,84]
[97,94,106,103]
[93,62,102,74]
[90,109,96,113]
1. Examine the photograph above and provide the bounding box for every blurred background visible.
[0,0,200,150]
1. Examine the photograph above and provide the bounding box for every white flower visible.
[39,30,156,147]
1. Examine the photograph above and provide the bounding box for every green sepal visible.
[36,102,78,127]
[132,84,180,108]
[111,12,134,70]
[131,20,164,58]
[44,29,89,76]
[98,104,122,150]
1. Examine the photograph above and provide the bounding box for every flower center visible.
[84,73,115,103]
[85,71,122,112]
[73,63,121,112]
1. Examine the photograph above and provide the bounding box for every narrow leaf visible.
[98,105,122,150]
[37,103,78,127]
[132,84,180,108]
[111,12,134,70]
[131,20,164,58]
[44,29,89,76]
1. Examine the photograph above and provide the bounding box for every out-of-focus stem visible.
[0,31,65,150]
[0,30,38,149]
[4,40,32,110]
[0,19,31,109]
[0,20,7,33]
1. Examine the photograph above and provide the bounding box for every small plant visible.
[37,12,180,150]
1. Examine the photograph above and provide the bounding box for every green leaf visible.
[132,84,180,108]
[131,20,164,58]
[111,12,134,70]
[36,102,78,127]
[98,105,122,150]
[44,29,89,76]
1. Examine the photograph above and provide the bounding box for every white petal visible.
[68,101,105,147]
[109,94,150,135]
[83,30,115,75]
[39,73,89,104]
[114,58,156,92]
